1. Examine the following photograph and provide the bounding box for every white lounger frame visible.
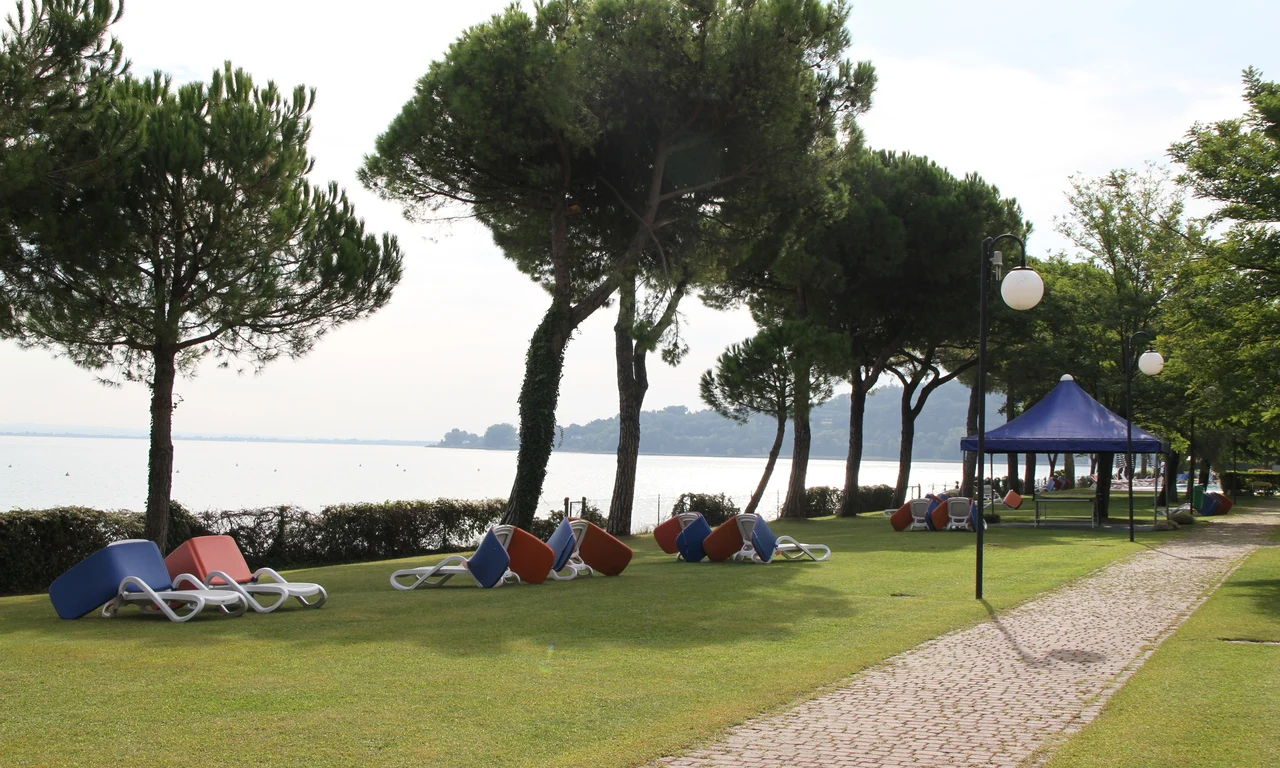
[390,545,520,590]
[204,568,327,613]
[729,514,832,563]
[908,499,931,531]
[101,574,248,623]
[548,519,594,581]
[945,497,974,531]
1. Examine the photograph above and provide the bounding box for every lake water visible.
[0,435,963,528]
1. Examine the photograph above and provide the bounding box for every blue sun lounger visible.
[49,539,248,622]
[390,528,514,589]
[675,515,713,563]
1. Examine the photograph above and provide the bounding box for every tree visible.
[2,65,403,546]
[700,324,834,517]
[362,0,873,530]
[483,423,519,450]
[0,0,127,330]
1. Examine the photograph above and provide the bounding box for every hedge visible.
[671,493,739,527]
[0,498,504,595]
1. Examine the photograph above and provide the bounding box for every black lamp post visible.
[1124,330,1164,542]
[975,234,1043,600]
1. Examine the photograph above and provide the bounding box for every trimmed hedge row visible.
[0,498,504,595]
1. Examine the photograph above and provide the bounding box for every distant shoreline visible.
[0,431,930,464]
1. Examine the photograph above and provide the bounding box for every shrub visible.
[1153,519,1180,531]
[1170,512,1196,525]
[842,484,894,515]
[983,511,1001,524]
[0,498,505,595]
[805,486,843,518]
[671,493,739,527]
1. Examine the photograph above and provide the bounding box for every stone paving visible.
[658,514,1277,768]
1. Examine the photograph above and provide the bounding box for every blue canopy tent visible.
[961,375,1168,526]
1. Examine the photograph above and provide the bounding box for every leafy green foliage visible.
[671,492,740,527]
[804,485,843,517]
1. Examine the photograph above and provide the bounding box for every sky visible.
[1,0,1276,442]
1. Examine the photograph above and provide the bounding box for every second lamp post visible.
[1124,330,1164,542]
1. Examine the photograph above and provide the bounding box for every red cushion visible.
[574,520,633,576]
[164,535,254,586]
[890,503,912,532]
[1003,490,1023,510]
[703,516,745,562]
[930,504,950,531]
[504,527,555,584]
[653,516,685,554]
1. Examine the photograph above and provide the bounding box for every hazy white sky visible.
[1,0,1275,441]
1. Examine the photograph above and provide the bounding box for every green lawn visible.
[0,516,1166,768]
[1043,522,1280,768]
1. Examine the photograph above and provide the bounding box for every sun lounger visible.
[907,499,931,531]
[49,539,247,622]
[390,528,515,589]
[729,515,831,563]
[653,512,703,555]
[944,497,974,531]
[546,518,590,580]
[164,535,327,613]
[703,515,751,562]
[568,518,633,576]
[493,525,556,584]
[675,514,713,563]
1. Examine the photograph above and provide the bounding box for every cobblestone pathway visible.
[658,515,1277,768]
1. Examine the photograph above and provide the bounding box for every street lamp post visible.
[975,234,1043,600]
[1124,330,1164,543]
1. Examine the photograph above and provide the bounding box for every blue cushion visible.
[750,517,778,562]
[675,516,712,563]
[1198,495,1221,516]
[547,518,577,572]
[467,529,511,588]
[924,493,947,531]
[48,540,173,620]
[968,501,980,532]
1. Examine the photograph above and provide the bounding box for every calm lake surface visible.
[0,436,963,528]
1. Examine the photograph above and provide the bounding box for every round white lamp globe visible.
[1001,267,1044,311]
[1138,350,1165,376]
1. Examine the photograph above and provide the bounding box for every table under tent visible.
[960,374,1169,528]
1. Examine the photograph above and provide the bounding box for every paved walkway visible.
[658,514,1277,768]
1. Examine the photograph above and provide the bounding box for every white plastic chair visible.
[945,497,973,530]
[908,499,931,531]
[102,574,248,623]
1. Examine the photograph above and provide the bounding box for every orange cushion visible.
[1003,490,1022,509]
[653,516,685,554]
[702,515,746,562]
[504,527,555,584]
[574,520,633,576]
[890,503,912,532]
[164,535,253,585]
[930,504,949,531]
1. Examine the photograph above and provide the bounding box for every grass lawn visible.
[0,516,1168,768]
[1042,521,1280,768]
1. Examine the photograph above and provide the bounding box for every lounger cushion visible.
[703,515,745,562]
[676,515,712,563]
[49,540,172,619]
[929,493,950,531]
[468,530,511,588]
[1198,494,1221,516]
[750,517,778,562]
[652,515,687,554]
[547,518,577,572]
[164,535,253,586]
[572,520,633,576]
[504,526,556,584]
[1003,490,1023,510]
[890,502,912,532]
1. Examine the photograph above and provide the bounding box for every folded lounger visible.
[49,539,247,622]
[493,525,556,584]
[728,514,831,563]
[568,518,633,576]
[546,518,588,581]
[944,497,975,531]
[675,514,714,563]
[906,499,932,531]
[653,512,703,555]
[390,528,515,589]
[164,535,327,613]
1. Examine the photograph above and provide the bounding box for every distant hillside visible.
[443,379,1003,461]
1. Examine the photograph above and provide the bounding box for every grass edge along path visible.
[0,516,1164,768]
[1039,515,1280,768]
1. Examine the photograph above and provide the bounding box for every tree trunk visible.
[894,387,916,507]
[502,299,575,530]
[781,358,811,518]
[607,281,649,537]
[1005,394,1017,492]
[144,348,177,550]
[1064,452,1076,489]
[746,413,788,516]
[962,381,981,497]
[1197,458,1211,486]
[1095,452,1114,521]
[1023,453,1035,497]
[1160,450,1180,506]
[840,378,869,516]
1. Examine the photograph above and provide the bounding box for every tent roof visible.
[960,375,1166,453]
